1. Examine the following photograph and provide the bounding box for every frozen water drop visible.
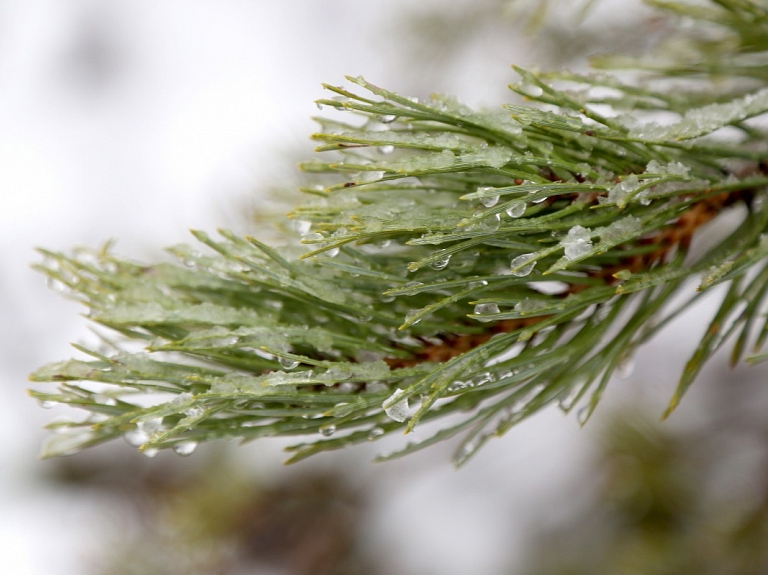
[405,309,422,325]
[477,187,499,207]
[616,354,635,379]
[383,388,410,422]
[279,356,300,370]
[95,395,117,406]
[430,252,451,270]
[510,253,536,277]
[514,298,548,314]
[505,200,526,218]
[360,171,385,183]
[326,247,340,258]
[38,399,58,409]
[379,114,397,124]
[366,381,388,393]
[378,145,395,154]
[474,303,499,322]
[472,372,493,386]
[520,80,543,97]
[577,406,591,425]
[367,427,385,441]
[303,232,325,243]
[320,424,336,437]
[142,448,158,458]
[561,225,593,261]
[46,278,66,293]
[173,441,198,457]
[294,220,311,235]
[453,440,479,466]
[479,212,501,232]
[316,102,324,110]
[480,195,499,208]
[338,382,358,394]
[564,241,591,260]
[185,406,204,419]
[124,429,149,447]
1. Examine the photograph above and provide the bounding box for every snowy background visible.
[3,1,765,574]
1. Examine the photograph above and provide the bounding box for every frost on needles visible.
[29,0,768,466]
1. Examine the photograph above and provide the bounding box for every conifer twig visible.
[30,0,768,465]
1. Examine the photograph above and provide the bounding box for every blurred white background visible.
[3,1,764,574]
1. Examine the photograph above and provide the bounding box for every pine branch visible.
[30,0,768,465]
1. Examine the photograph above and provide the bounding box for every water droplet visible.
[616,354,635,379]
[383,388,410,422]
[173,441,198,456]
[379,114,397,124]
[376,239,392,249]
[405,309,422,325]
[474,303,499,321]
[326,247,340,258]
[366,381,388,393]
[294,220,311,235]
[367,427,385,441]
[513,298,548,314]
[378,145,395,154]
[558,387,581,412]
[362,170,386,182]
[38,399,58,409]
[303,232,325,243]
[505,200,526,218]
[449,380,469,391]
[510,253,536,277]
[142,447,159,458]
[210,336,238,347]
[46,277,66,293]
[94,394,117,406]
[320,424,336,437]
[279,356,300,370]
[430,252,451,270]
[477,187,499,207]
[520,80,543,97]
[316,102,324,110]
[531,326,554,346]
[124,429,149,447]
[479,212,501,232]
[453,440,480,466]
[472,372,493,386]
[338,382,358,394]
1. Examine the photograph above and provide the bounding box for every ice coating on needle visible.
[383,388,410,422]
[629,87,768,141]
[561,225,593,260]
